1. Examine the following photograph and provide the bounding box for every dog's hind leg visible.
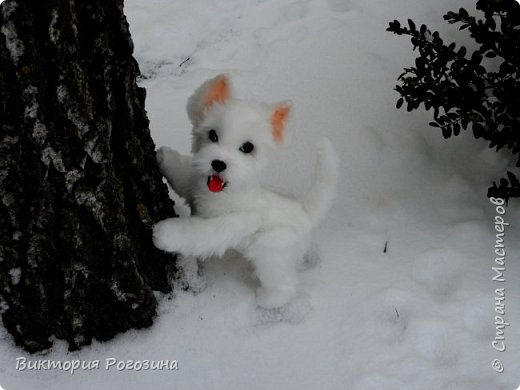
[253,251,299,309]
[298,241,321,272]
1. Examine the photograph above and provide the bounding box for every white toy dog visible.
[153,74,338,309]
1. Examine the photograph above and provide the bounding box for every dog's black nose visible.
[211,160,227,173]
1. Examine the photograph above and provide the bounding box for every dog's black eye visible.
[208,129,218,143]
[239,142,254,154]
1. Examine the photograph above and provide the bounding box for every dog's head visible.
[187,74,292,194]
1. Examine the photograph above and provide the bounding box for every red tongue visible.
[208,175,224,192]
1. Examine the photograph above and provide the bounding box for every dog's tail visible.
[302,137,339,226]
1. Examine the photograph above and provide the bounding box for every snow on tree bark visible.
[0,0,178,352]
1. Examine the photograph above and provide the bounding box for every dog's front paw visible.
[153,218,180,253]
[156,146,188,173]
[156,146,176,173]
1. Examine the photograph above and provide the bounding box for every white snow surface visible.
[2,0,520,389]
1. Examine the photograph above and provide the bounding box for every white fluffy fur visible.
[153,74,338,308]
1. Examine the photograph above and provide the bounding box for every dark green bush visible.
[388,0,520,200]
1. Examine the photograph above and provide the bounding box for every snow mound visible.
[412,248,465,298]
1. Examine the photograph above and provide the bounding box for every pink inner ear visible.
[271,105,290,144]
[203,77,230,108]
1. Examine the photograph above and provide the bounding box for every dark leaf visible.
[507,172,519,186]
[453,123,461,135]
[388,4,520,198]
[471,52,483,64]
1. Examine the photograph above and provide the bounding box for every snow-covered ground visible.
[2,0,520,389]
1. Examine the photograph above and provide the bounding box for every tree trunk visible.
[0,0,177,352]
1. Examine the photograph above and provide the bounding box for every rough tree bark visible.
[0,0,177,352]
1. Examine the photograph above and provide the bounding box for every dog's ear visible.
[187,74,232,125]
[270,101,292,144]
